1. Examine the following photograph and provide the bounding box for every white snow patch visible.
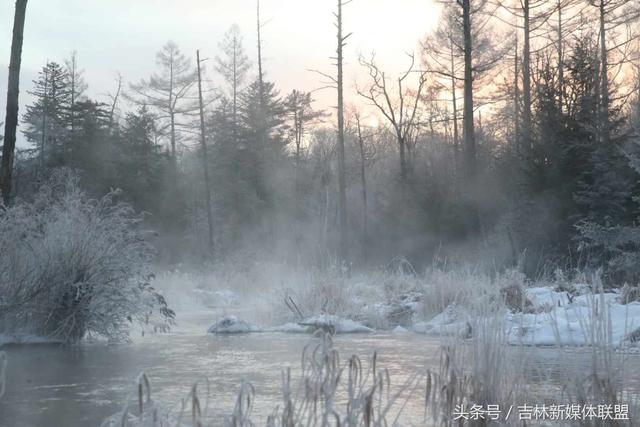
[506,295,640,347]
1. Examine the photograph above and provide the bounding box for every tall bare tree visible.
[197,50,215,255]
[357,53,426,185]
[587,0,640,144]
[426,1,506,180]
[461,0,476,181]
[107,72,122,130]
[128,41,197,162]
[351,109,376,263]
[215,24,251,141]
[1,0,28,204]
[421,7,464,153]
[336,0,351,271]
[497,0,558,152]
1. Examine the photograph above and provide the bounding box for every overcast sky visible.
[1,0,440,144]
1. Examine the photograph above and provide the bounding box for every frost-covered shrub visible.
[0,171,173,343]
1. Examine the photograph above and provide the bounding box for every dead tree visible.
[336,0,351,271]
[352,110,374,263]
[309,0,352,270]
[1,0,28,204]
[587,0,640,144]
[107,72,122,131]
[128,42,197,163]
[357,53,426,186]
[197,50,214,255]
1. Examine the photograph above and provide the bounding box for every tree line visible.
[3,0,640,283]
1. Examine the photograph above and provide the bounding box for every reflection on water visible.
[0,332,441,427]
[1,312,639,426]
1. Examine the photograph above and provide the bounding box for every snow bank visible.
[207,316,261,334]
[298,314,373,334]
[412,304,472,338]
[407,288,640,348]
[506,295,640,347]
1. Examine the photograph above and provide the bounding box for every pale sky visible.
[1,0,440,142]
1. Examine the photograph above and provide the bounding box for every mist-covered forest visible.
[5,0,640,279]
[3,1,640,425]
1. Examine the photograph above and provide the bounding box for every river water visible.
[1,310,639,426]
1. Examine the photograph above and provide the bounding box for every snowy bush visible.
[0,171,173,343]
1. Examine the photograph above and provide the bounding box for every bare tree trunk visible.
[256,0,265,106]
[522,0,533,152]
[462,0,476,179]
[461,0,480,232]
[197,50,215,255]
[1,0,28,205]
[398,129,408,181]
[336,0,349,272]
[355,114,368,263]
[108,73,122,131]
[515,31,520,150]
[68,51,77,133]
[598,0,609,144]
[294,110,301,193]
[232,39,238,142]
[450,39,459,153]
[557,0,564,110]
[169,60,176,161]
[170,112,176,160]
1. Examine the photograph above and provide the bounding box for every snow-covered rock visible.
[207,316,261,334]
[298,314,373,334]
